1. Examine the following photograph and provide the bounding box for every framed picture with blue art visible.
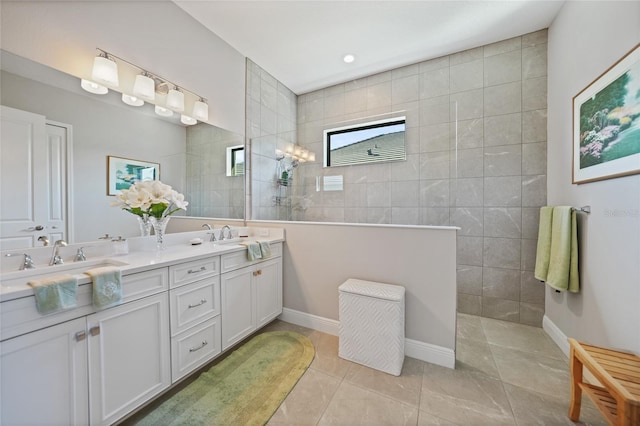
[573,43,640,184]
[107,155,160,195]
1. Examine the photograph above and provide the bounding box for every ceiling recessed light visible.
[343,54,355,64]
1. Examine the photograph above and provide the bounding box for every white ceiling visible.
[175,0,565,95]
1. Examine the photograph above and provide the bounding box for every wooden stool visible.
[569,338,640,425]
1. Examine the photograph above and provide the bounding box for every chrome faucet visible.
[37,236,50,246]
[220,225,231,241]
[74,247,86,262]
[5,253,36,270]
[202,224,216,241]
[49,240,67,265]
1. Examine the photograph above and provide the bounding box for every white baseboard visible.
[278,307,455,369]
[542,314,570,357]
[279,307,340,336]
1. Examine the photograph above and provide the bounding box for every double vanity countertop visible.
[0,228,284,303]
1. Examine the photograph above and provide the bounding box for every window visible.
[226,145,245,176]
[323,116,406,167]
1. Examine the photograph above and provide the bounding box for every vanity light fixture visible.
[80,48,210,126]
[155,105,174,117]
[166,86,185,112]
[80,79,108,95]
[121,93,144,107]
[91,50,119,87]
[132,72,155,102]
[276,144,315,163]
[343,54,355,63]
[180,115,197,125]
[192,98,209,121]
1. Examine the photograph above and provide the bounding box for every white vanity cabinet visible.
[168,256,222,383]
[0,267,170,426]
[0,317,89,426]
[220,243,282,350]
[87,292,170,425]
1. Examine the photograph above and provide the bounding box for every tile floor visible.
[262,314,608,425]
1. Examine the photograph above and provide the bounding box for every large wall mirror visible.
[0,50,244,244]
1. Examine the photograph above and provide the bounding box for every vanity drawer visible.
[169,257,219,288]
[169,277,220,336]
[171,317,221,383]
[220,242,282,273]
[122,268,169,303]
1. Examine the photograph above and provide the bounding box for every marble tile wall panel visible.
[286,32,547,325]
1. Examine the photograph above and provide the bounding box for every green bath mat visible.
[135,331,315,426]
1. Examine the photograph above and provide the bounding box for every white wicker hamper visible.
[338,278,405,376]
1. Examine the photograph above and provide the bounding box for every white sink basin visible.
[213,237,243,246]
[0,258,129,282]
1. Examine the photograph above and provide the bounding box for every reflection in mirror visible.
[0,50,244,244]
[226,145,245,177]
[185,126,244,219]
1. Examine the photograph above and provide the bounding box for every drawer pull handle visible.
[188,298,207,309]
[189,340,208,352]
[253,270,262,277]
[75,331,86,341]
[187,266,207,274]
[89,326,100,336]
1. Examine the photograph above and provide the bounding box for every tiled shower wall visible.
[245,59,298,220]
[293,30,548,326]
[244,32,548,325]
[185,123,245,219]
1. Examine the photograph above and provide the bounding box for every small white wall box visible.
[338,278,405,376]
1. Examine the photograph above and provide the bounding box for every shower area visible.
[246,29,548,327]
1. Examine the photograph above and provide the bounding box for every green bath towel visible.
[85,266,123,309]
[28,274,78,315]
[545,206,580,293]
[258,241,271,258]
[534,206,554,282]
[242,242,262,261]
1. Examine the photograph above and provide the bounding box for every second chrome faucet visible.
[49,240,67,265]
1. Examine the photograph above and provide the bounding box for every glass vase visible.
[136,215,152,237]
[150,216,170,250]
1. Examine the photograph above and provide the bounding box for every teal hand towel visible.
[534,206,554,281]
[28,274,78,315]
[86,266,123,309]
[242,242,262,261]
[258,241,271,258]
[546,207,580,293]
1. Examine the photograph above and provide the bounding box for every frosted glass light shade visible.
[181,115,197,125]
[166,88,184,112]
[133,74,155,101]
[193,100,209,121]
[91,55,119,87]
[155,105,173,117]
[122,93,144,106]
[308,152,316,162]
[80,79,108,94]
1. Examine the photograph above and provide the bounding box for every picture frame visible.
[107,155,160,195]
[572,43,640,184]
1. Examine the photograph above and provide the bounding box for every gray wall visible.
[294,31,548,326]
[0,1,246,135]
[547,1,640,353]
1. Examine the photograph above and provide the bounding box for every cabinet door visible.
[0,317,88,426]
[256,257,283,328]
[221,266,255,350]
[88,293,170,425]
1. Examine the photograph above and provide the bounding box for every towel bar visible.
[572,206,591,214]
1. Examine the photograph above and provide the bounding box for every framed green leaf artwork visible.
[573,43,640,184]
